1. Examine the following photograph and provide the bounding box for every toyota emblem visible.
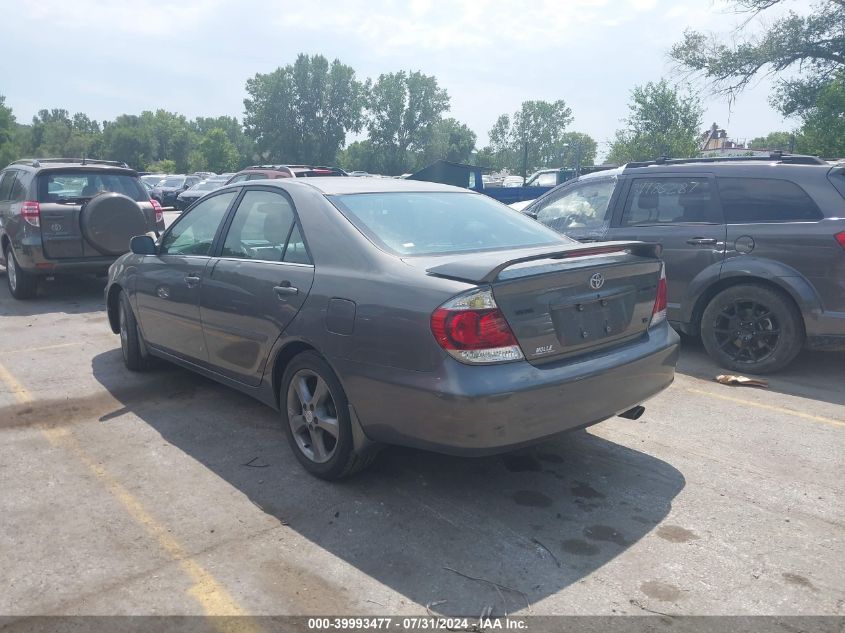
[590,272,605,290]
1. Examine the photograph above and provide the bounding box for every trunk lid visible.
[421,242,663,365]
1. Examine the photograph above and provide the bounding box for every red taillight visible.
[836,231,845,250]
[150,198,163,223]
[431,289,524,364]
[21,201,40,227]
[650,264,668,327]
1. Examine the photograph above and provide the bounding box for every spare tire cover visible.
[80,192,149,256]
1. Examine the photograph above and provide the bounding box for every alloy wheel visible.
[119,303,129,363]
[711,299,780,365]
[286,369,340,464]
[7,251,17,292]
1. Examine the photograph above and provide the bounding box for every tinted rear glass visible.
[330,192,569,256]
[161,177,186,187]
[717,177,823,223]
[38,171,147,203]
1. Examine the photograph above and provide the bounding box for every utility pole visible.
[521,138,528,183]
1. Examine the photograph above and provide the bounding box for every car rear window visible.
[330,192,569,256]
[294,168,346,177]
[161,176,186,187]
[38,171,148,203]
[717,177,823,223]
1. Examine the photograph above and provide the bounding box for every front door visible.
[136,190,238,362]
[200,188,315,385]
[607,174,726,325]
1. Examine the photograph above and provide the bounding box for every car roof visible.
[287,176,470,195]
[237,176,471,195]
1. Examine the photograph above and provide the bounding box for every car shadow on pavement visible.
[92,349,685,616]
[0,271,107,317]
[676,335,845,407]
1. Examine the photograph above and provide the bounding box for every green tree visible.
[793,76,845,157]
[0,95,18,167]
[558,131,598,169]
[366,70,450,174]
[101,115,155,169]
[415,117,476,168]
[670,0,844,117]
[196,115,254,167]
[244,54,364,165]
[607,79,703,164]
[748,131,795,151]
[138,110,197,173]
[484,100,574,173]
[195,128,240,173]
[337,139,381,173]
[147,159,177,173]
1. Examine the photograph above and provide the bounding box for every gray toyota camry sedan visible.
[105,178,679,479]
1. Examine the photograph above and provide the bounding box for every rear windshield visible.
[38,171,148,203]
[294,169,346,178]
[161,176,186,187]
[329,192,569,256]
[193,181,220,191]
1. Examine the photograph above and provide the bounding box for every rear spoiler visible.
[426,241,662,284]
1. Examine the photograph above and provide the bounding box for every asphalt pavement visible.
[0,271,842,618]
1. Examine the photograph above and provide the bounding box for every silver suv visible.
[0,158,165,299]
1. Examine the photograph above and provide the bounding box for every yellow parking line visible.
[3,342,81,355]
[0,360,260,626]
[685,387,845,428]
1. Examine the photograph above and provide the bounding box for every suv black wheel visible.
[281,351,377,480]
[119,290,152,371]
[4,245,38,299]
[701,284,804,374]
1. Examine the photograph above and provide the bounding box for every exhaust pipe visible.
[619,405,645,420]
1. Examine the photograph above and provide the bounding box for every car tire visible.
[700,284,804,374]
[118,290,152,371]
[4,245,38,299]
[281,351,378,480]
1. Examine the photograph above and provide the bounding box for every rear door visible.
[718,176,840,311]
[199,187,315,385]
[606,174,726,324]
[37,169,153,259]
[135,190,238,362]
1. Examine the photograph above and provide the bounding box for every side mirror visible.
[130,235,157,255]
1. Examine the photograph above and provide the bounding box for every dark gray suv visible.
[523,154,845,373]
[0,159,165,299]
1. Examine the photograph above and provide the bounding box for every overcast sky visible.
[1,0,800,158]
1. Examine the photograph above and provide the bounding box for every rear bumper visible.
[14,238,115,275]
[334,323,680,455]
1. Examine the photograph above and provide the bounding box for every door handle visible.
[686,238,717,245]
[273,283,298,297]
[184,274,201,287]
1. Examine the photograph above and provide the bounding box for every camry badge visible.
[590,273,605,290]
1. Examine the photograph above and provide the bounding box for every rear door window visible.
[9,172,26,202]
[621,177,719,225]
[717,177,823,223]
[0,171,16,200]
